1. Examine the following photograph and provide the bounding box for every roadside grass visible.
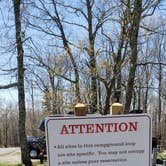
[157,150,166,160]
[0,161,47,166]
[33,162,47,166]
[0,162,47,166]
[0,164,22,166]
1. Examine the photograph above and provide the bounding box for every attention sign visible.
[45,114,151,166]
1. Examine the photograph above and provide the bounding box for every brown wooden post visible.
[74,103,87,116]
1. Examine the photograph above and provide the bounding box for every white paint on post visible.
[45,114,152,166]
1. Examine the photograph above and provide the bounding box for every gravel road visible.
[0,148,163,165]
[0,148,46,165]
[0,147,21,164]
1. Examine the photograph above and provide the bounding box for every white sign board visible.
[45,114,152,166]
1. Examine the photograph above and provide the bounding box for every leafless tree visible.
[25,0,81,103]
[13,0,32,165]
[124,0,161,113]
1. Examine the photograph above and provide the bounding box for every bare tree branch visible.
[0,82,18,89]
[57,2,88,21]
[137,62,166,66]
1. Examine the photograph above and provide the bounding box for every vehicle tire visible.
[29,149,38,159]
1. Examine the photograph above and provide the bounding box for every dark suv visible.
[27,136,46,163]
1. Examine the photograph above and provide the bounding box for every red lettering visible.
[60,125,69,134]
[60,121,138,135]
[119,122,128,132]
[128,122,138,131]
[69,124,77,134]
[86,124,94,133]
[112,123,118,132]
[96,123,104,133]
[105,123,111,132]
[77,124,85,134]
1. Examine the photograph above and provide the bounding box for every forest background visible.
[0,0,166,165]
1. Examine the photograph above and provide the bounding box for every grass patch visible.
[0,162,47,166]
[157,151,166,160]
[0,161,47,166]
[32,161,47,166]
[0,164,23,166]
[33,163,47,166]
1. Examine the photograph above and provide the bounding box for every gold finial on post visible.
[74,103,87,116]
[110,102,123,115]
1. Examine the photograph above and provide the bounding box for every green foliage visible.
[157,151,166,160]
[0,164,23,166]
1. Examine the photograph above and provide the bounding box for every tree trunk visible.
[52,1,81,103]
[86,0,97,113]
[143,69,150,113]
[143,85,149,113]
[97,80,102,113]
[132,88,136,110]
[103,86,112,115]
[49,72,57,114]
[63,40,81,103]
[5,113,8,147]
[158,64,162,139]
[137,83,141,110]
[124,0,142,114]
[13,0,32,165]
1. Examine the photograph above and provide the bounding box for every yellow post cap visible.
[75,103,86,108]
[75,103,87,116]
[110,102,123,115]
